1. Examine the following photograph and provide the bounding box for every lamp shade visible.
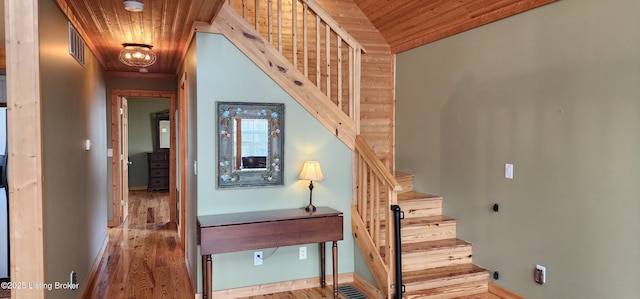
[123,1,144,12]
[298,161,324,181]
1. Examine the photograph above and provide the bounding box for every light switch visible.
[505,163,514,179]
[84,139,92,151]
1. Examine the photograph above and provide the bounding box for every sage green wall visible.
[40,0,107,297]
[396,1,640,298]
[127,98,169,187]
[195,33,354,291]
[105,77,175,221]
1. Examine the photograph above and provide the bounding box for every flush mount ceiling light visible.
[118,43,156,67]
[123,1,144,12]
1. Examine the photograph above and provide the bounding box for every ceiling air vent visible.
[68,22,85,67]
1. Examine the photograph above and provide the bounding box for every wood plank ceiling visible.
[55,0,556,76]
[354,0,558,54]
[54,0,225,76]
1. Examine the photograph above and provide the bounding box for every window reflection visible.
[233,118,268,170]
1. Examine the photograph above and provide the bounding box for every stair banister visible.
[211,1,399,296]
[353,135,402,297]
[225,0,365,129]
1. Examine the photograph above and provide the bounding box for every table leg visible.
[332,241,338,299]
[203,255,212,299]
[201,255,206,299]
[320,242,326,288]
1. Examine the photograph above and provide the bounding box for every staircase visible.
[203,1,489,297]
[392,173,489,298]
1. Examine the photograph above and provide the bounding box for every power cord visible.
[256,247,279,260]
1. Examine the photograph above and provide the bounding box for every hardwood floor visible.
[3,189,516,299]
[238,287,347,299]
[85,191,193,298]
[237,288,503,299]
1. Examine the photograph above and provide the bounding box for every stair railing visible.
[352,135,402,297]
[226,0,364,128]
[391,204,405,299]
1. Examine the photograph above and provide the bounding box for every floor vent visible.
[338,285,369,299]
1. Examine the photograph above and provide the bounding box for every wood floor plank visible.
[87,191,194,298]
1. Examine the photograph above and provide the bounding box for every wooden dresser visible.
[147,151,169,191]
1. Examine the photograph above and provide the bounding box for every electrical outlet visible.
[254,251,263,266]
[70,271,77,285]
[299,246,307,260]
[535,264,546,284]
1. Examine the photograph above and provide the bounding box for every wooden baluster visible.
[358,153,364,214]
[254,0,259,31]
[326,24,331,101]
[361,162,368,225]
[316,14,321,89]
[348,47,354,120]
[373,177,380,248]
[277,0,282,53]
[292,0,297,67]
[242,0,247,19]
[337,36,342,111]
[353,48,361,131]
[268,0,273,44]
[303,4,308,78]
[368,168,375,239]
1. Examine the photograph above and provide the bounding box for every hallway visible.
[85,191,193,298]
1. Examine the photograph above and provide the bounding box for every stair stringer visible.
[351,205,392,298]
[196,4,357,149]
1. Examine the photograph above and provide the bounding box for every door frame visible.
[110,89,177,227]
[178,74,188,252]
[6,0,46,294]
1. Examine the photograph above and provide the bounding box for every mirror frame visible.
[217,101,284,188]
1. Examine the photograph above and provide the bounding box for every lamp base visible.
[305,204,317,212]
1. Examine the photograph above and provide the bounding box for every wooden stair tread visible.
[393,172,414,180]
[403,264,489,284]
[402,238,471,252]
[398,191,441,201]
[378,215,455,227]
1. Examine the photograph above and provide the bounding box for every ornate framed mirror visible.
[217,102,284,188]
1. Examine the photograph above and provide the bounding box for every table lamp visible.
[299,161,324,212]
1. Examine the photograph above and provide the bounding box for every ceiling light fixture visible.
[123,1,144,12]
[118,43,156,67]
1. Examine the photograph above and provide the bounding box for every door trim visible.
[110,89,177,227]
[6,0,46,294]
[178,74,187,251]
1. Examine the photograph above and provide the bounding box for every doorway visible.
[110,89,177,228]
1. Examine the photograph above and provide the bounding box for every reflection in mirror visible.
[159,120,170,149]
[217,102,284,188]
[155,111,170,150]
[234,118,268,170]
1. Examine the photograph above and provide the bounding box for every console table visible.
[197,207,343,299]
